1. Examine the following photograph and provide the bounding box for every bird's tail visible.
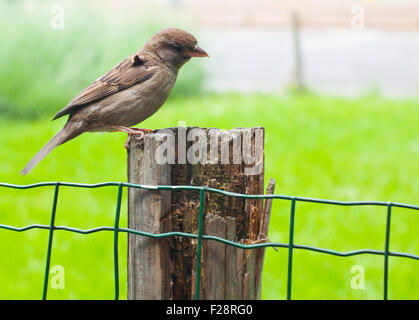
[19,121,82,175]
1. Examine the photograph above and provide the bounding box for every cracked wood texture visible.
[127,127,271,300]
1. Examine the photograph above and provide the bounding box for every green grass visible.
[0,92,418,299]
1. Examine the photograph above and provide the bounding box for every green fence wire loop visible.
[42,182,59,300]
[194,188,206,300]
[287,198,296,300]
[0,181,418,300]
[113,183,123,300]
[383,203,392,300]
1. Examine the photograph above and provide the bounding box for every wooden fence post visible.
[127,126,274,300]
[127,131,172,300]
[291,11,305,93]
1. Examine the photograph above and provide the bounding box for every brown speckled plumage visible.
[20,28,208,175]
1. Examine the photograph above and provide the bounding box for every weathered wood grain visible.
[128,127,271,300]
[127,132,172,300]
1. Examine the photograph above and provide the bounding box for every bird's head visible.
[143,28,209,70]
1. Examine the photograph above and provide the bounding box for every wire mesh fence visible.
[0,181,418,300]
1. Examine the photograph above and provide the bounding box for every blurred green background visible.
[0,0,418,300]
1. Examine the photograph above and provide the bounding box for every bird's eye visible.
[173,45,182,53]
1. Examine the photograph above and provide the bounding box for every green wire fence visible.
[0,181,418,300]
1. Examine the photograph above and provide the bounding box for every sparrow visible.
[20,28,209,175]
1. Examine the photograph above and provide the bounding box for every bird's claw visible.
[124,128,153,150]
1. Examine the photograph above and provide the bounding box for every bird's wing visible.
[53,53,158,120]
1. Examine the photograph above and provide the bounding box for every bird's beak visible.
[185,45,209,58]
